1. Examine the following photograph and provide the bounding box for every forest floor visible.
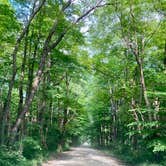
[42,146,126,166]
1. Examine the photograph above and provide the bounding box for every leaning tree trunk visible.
[0,0,46,145]
[9,0,105,143]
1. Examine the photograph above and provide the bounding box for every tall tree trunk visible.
[131,3,151,120]
[18,32,29,116]
[9,0,104,143]
[26,31,40,102]
[58,73,69,151]
[134,53,152,121]
[131,97,138,149]
[14,33,29,143]
[110,87,117,141]
[38,80,47,149]
[0,0,46,145]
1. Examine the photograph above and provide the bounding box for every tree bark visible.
[10,0,104,143]
[109,87,117,141]
[17,32,29,116]
[0,0,46,145]
[134,53,152,121]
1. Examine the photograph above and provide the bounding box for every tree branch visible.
[49,0,105,51]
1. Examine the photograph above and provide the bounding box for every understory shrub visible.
[46,126,61,151]
[22,137,42,160]
[0,146,27,166]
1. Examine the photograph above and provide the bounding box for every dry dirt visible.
[42,146,126,166]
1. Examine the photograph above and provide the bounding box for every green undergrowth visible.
[0,137,49,166]
[95,142,166,166]
[0,146,45,166]
[0,136,74,166]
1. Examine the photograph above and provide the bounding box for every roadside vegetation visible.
[0,0,165,165]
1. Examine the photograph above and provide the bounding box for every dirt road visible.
[42,146,126,166]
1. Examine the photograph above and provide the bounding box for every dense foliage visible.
[0,0,165,165]
[83,0,166,164]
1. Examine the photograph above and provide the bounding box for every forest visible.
[0,0,166,165]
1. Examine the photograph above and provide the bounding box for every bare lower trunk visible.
[18,32,28,116]
[135,54,152,121]
[26,36,38,101]
[38,95,47,148]
[1,72,16,144]
[131,98,139,149]
[110,88,117,141]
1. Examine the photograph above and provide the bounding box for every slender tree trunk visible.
[0,0,46,144]
[110,88,117,141]
[131,98,138,149]
[14,33,29,143]
[134,53,152,121]
[119,3,151,121]
[58,73,69,150]
[18,32,28,116]
[38,84,47,149]
[26,33,39,101]
[131,5,151,120]
[9,0,104,143]
[39,56,52,149]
